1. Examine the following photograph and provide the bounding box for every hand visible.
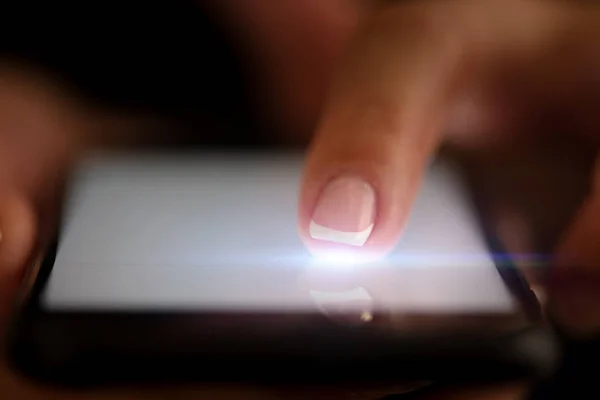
[0,65,81,321]
[0,64,152,323]
[299,0,600,339]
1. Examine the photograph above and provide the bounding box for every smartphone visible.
[7,152,557,387]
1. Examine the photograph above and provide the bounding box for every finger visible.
[298,2,472,256]
[0,192,37,275]
[0,64,87,235]
[547,155,600,338]
[0,64,90,323]
[298,0,576,256]
[460,134,596,307]
[0,191,36,323]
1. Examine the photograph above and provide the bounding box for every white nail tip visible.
[309,221,374,246]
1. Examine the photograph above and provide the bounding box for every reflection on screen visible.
[43,154,516,314]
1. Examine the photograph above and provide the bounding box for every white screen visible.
[42,154,516,314]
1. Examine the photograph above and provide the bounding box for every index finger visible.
[299,0,567,257]
[298,2,470,256]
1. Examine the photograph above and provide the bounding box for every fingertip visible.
[0,192,37,279]
[298,162,416,259]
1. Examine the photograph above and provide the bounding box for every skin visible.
[1,0,600,398]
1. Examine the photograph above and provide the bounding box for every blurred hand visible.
[299,0,600,339]
[0,65,84,321]
[0,64,155,323]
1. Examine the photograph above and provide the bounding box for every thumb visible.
[298,4,471,256]
[0,192,36,324]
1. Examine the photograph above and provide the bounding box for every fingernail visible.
[309,177,375,246]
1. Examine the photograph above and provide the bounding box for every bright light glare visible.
[310,250,381,268]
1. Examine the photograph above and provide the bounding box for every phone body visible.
[7,152,557,387]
